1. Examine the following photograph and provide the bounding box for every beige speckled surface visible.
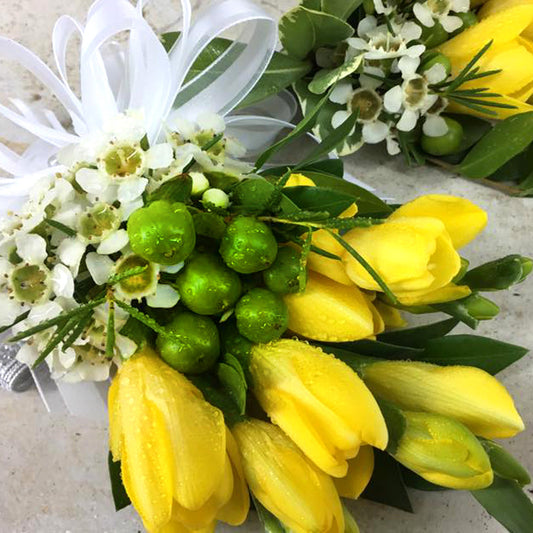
[0,1,532,532]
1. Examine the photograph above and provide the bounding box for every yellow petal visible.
[117,360,174,531]
[373,300,407,328]
[140,355,227,511]
[479,0,533,19]
[251,340,388,477]
[216,429,250,526]
[438,4,533,60]
[108,377,122,461]
[284,272,376,341]
[233,419,345,533]
[362,361,525,439]
[284,173,316,187]
[334,446,374,499]
[341,203,358,218]
[389,195,487,249]
[307,230,354,286]
[396,283,471,306]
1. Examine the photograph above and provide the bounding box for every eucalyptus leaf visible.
[472,476,533,533]
[303,158,344,177]
[309,53,364,94]
[419,335,528,375]
[378,398,407,455]
[107,452,131,512]
[461,255,532,291]
[458,112,533,179]
[147,175,192,204]
[362,450,413,512]
[377,318,459,347]
[279,6,354,60]
[480,440,531,487]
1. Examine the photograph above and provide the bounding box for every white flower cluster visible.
[327,0,470,155]
[0,112,249,382]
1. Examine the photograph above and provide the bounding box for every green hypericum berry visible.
[263,246,306,294]
[174,253,242,315]
[220,320,254,376]
[451,12,478,37]
[235,287,289,343]
[78,203,121,243]
[156,312,220,374]
[127,200,196,265]
[115,254,158,300]
[421,22,449,48]
[202,188,230,210]
[421,117,464,156]
[420,52,452,77]
[11,264,51,304]
[219,217,278,274]
[231,178,278,212]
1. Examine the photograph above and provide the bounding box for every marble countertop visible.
[0,1,531,532]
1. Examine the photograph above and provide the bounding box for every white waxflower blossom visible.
[347,16,425,61]
[413,0,469,33]
[384,56,448,132]
[330,68,391,145]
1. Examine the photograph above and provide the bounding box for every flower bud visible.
[232,419,345,533]
[393,411,493,490]
[202,188,230,209]
[190,171,210,195]
[251,339,388,477]
[360,360,524,439]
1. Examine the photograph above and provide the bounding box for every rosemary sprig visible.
[62,311,94,351]
[299,228,313,292]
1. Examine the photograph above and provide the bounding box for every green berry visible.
[263,246,306,294]
[421,117,464,156]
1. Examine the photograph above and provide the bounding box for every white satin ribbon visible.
[0,0,276,182]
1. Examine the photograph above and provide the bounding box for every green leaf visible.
[255,89,332,170]
[218,353,248,415]
[147,174,192,204]
[279,6,354,60]
[0,310,30,335]
[325,339,422,359]
[377,318,459,347]
[432,293,500,329]
[461,255,532,291]
[283,186,355,216]
[488,144,533,184]
[472,476,533,533]
[362,450,413,512]
[378,398,407,455]
[419,335,528,375]
[320,0,364,19]
[309,53,364,94]
[458,112,533,179]
[44,218,77,237]
[107,452,131,512]
[303,158,344,177]
[118,316,154,353]
[480,440,531,486]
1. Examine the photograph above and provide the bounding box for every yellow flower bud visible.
[108,348,229,532]
[232,419,345,533]
[250,339,388,477]
[361,360,524,439]
[393,411,493,490]
[284,272,381,341]
[334,446,374,499]
[389,195,488,249]
[342,217,462,305]
[437,2,533,118]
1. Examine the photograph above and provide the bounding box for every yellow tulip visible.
[232,418,345,533]
[334,446,374,499]
[393,411,493,490]
[389,194,488,249]
[438,1,533,118]
[342,216,465,306]
[284,272,383,341]
[250,339,388,477]
[108,348,241,533]
[360,360,524,439]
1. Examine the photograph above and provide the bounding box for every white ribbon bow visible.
[0,0,276,205]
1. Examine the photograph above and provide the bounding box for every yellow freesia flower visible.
[285,173,317,187]
[438,1,533,118]
[232,418,345,533]
[334,446,374,499]
[393,411,493,490]
[389,194,487,249]
[342,216,466,306]
[360,360,525,438]
[284,272,383,341]
[250,339,388,477]
[108,348,246,533]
